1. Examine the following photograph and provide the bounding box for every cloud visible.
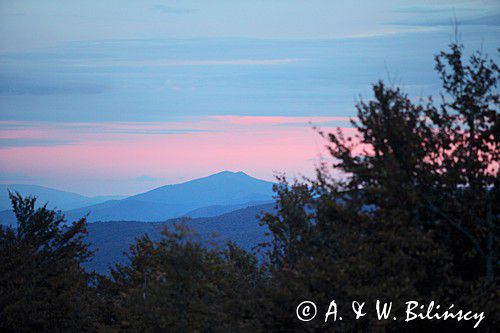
[393,6,480,14]
[0,122,39,130]
[211,115,354,127]
[69,58,304,68]
[458,13,500,26]
[151,4,194,14]
[0,138,76,148]
[0,121,219,151]
[101,128,215,135]
[388,12,500,27]
[0,79,105,96]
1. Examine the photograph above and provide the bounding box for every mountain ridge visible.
[85,202,274,273]
[0,184,124,211]
[66,171,274,222]
[0,171,275,224]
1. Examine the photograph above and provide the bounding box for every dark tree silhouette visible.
[0,193,98,332]
[260,42,499,331]
[98,223,268,331]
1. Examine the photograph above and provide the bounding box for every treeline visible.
[1,43,498,332]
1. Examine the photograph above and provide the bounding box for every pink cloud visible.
[0,117,355,195]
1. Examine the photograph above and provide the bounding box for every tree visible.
[260,42,499,331]
[100,222,268,331]
[0,193,98,332]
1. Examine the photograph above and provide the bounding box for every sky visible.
[0,0,499,196]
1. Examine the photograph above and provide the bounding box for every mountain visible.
[84,203,274,273]
[0,209,15,227]
[183,200,273,218]
[128,171,273,205]
[64,199,194,223]
[66,171,274,222]
[0,184,124,211]
[1,200,274,273]
[0,172,276,273]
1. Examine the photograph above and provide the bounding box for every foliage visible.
[97,222,268,332]
[0,193,98,332]
[259,42,499,331]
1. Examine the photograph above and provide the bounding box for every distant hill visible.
[67,171,274,222]
[0,184,124,211]
[84,203,274,273]
[0,173,277,274]
[183,200,273,218]
[63,199,193,224]
[0,210,15,227]
[128,171,273,205]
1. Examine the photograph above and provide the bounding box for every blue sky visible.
[0,0,499,195]
[0,0,498,50]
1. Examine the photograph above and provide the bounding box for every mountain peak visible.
[211,170,249,178]
[211,170,259,181]
[61,171,275,223]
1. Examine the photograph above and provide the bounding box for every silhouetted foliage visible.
[0,193,98,332]
[259,41,499,331]
[97,223,268,331]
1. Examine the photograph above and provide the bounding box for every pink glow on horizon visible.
[0,116,357,195]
